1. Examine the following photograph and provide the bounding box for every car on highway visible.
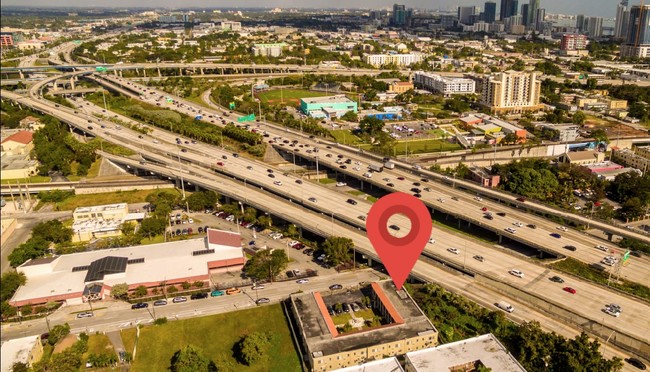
[308,197,317,203]
[603,306,621,317]
[549,276,565,283]
[154,300,168,306]
[387,183,395,187]
[496,212,506,217]
[358,215,367,221]
[268,173,275,178]
[481,207,488,211]
[397,177,405,180]
[516,197,526,202]
[252,284,265,290]
[296,279,309,284]
[557,226,568,232]
[563,245,577,251]
[346,199,358,205]
[191,293,208,300]
[428,238,435,244]
[509,270,524,278]
[172,296,187,303]
[329,284,343,290]
[256,298,270,304]
[513,222,524,227]
[217,162,225,167]
[295,179,303,184]
[131,302,148,309]
[273,181,282,186]
[484,214,494,220]
[389,225,400,231]
[527,224,537,229]
[595,245,609,252]
[550,233,561,238]
[447,248,460,255]
[77,312,94,319]
[505,227,516,234]
[473,255,485,262]
[211,290,225,297]
[336,182,347,187]
[625,358,647,370]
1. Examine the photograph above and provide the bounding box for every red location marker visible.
[366,192,432,290]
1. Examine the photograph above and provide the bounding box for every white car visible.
[296,279,309,284]
[188,218,194,224]
[474,196,483,201]
[428,238,435,244]
[447,248,460,255]
[336,182,347,187]
[273,181,282,186]
[595,245,609,252]
[251,284,265,290]
[288,240,299,247]
[437,198,445,203]
[557,226,568,232]
[509,269,524,278]
[225,215,235,222]
[603,307,621,317]
[271,233,283,240]
[353,167,361,171]
[505,227,516,234]
[363,172,373,178]
[513,222,524,227]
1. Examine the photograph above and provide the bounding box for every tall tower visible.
[521,4,529,26]
[393,4,407,26]
[528,0,540,27]
[500,0,516,20]
[484,1,497,23]
[615,0,630,39]
[621,5,650,57]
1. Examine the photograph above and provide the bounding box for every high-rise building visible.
[0,32,14,47]
[561,34,588,51]
[521,4,529,26]
[480,71,542,114]
[621,5,650,58]
[576,14,585,32]
[458,6,479,25]
[500,0,518,20]
[528,0,540,27]
[393,4,408,26]
[535,8,546,32]
[585,17,603,38]
[484,1,497,23]
[615,1,629,38]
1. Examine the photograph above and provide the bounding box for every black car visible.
[342,303,351,312]
[329,284,343,290]
[131,302,148,309]
[550,276,565,283]
[327,305,334,315]
[346,199,357,205]
[496,212,506,217]
[387,183,395,187]
[411,188,421,193]
[389,225,400,231]
[626,358,647,370]
[191,293,208,300]
[340,165,347,169]
[528,224,537,229]
[412,182,421,186]
[268,174,275,178]
[564,245,577,251]
[295,179,303,184]
[484,214,494,220]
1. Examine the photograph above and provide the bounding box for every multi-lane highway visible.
[3,88,650,358]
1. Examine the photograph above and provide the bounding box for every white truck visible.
[368,163,384,172]
[496,301,514,313]
[384,161,395,169]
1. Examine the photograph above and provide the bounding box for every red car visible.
[481,207,488,212]
[516,197,526,202]
[397,177,405,180]
[563,287,577,294]
[217,162,225,166]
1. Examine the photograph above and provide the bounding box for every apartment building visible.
[252,43,287,57]
[612,147,650,172]
[480,70,543,113]
[413,71,476,96]
[363,53,423,67]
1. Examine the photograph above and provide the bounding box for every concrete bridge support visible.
[498,234,503,244]
[157,68,162,77]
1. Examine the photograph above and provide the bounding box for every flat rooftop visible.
[301,95,355,104]
[74,203,127,214]
[405,333,526,372]
[1,336,40,372]
[293,280,436,358]
[332,357,403,372]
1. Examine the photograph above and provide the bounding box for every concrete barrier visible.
[74,183,174,194]
[475,273,650,359]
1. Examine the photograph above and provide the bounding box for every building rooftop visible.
[405,333,526,372]
[1,335,40,372]
[301,95,355,104]
[565,151,601,162]
[12,229,244,305]
[293,280,436,359]
[74,203,127,214]
[331,357,403,372]
[1,130,33,145]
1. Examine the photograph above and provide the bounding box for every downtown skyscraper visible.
[500,0,518,20]
[621,5,650,58]
[527,0,540,28]
[615,0,630,39]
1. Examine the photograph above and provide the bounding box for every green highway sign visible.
[229,102,236,109]
[237,114,255,122]
[95,67,107,72]
[623,250,630,262]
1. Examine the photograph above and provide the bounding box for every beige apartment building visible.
[612,147,650,172]
[72,203,132,242]
[480,70,543,113]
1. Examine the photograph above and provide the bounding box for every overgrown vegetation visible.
[8,219,72,268]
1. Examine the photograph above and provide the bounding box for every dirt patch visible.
[53,334,78,353]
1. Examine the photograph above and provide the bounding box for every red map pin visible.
[366,192,432,290]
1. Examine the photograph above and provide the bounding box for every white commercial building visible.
[413,71,476,96]
[220,21,242,31]
[363,53,423,67]
[252,43,287,57]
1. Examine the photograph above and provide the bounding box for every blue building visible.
[300,95,358,119]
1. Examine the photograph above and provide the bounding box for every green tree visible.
[110,283,129,300]
[0,271,26,302]
[11,362,29,372]
[134,285,148,297]
[243,249,289,282]
[171,345,214,372]
[359,116,384,135]
[341,111,358,122]
[502,133,519,145]
[186,191,219,212]
[48,323,71,345]
[443,97,470,114]
[572,111,586,125]
[322,236,354,265]
[139,217,167,239]
[237,332,272,366]
[32,220,73,244]
[590,128,609,144]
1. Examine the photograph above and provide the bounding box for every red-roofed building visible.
[1,131,34,156]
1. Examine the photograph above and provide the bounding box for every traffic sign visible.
[237,114,255,122]
[623,250,630,262]
[229,102,236,109]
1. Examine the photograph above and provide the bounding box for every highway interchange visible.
[1,52,650,364]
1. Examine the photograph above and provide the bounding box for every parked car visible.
[225,288,241,295]
[131,302,148,309]
[191,293,208,300]
[329,284,343,290]
[154,300,168,306]
[172,296,187,303]
[77,312,94,318]
[625,358,647,370]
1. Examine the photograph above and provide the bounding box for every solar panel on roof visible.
[72,265,90,272]
[84,256,128,282]
[192,249,215,256]
[127,258,145,264]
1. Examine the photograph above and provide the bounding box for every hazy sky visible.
[2,0,644,18]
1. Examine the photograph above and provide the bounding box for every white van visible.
[363,172,373,178]
[496,301,514,313]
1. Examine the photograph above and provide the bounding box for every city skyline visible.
[2,0,647,18]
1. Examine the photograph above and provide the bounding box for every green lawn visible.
[126,305,301,372]
[347,190,365,196]
[121,328,136,355]
[83,334,115,360]
[316,177,337,184]
[67,158,102,181]
[426,129,447,138]
[185,95,213,109]
[55,189,181,211]
[393,139,462,155]
[257,89,328,104]
[330,129,363,145]
[1,176,51,185]
[331,313,352,325]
